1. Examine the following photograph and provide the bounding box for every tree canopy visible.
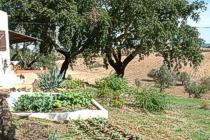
[0,0,206,77]
[0,0,107,77]
[95,0,206,76]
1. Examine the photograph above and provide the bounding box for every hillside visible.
[57,52,210,99]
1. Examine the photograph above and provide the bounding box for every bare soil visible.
[9,52,210,99]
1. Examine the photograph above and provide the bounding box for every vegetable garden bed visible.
[6,92,108,121]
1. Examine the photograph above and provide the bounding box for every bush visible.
[14,92,93,112]
[150,64,176,91]
[184,82,208,98]
[134,88,170,112]
[38,69,63,91]
[147,69,158,79]
[96,74,128,97]
[201,77,210,90]
[95,74,128,108]
[61,79,85,89]
[177,72,190,85]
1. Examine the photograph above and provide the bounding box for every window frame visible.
[0,31,7,51]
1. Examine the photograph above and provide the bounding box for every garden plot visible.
[6,92,108,121]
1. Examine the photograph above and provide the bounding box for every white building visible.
[0,10,38,87]
[0,10,10,73]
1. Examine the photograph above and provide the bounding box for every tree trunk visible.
[27,59,37,68]
[113,62,125,77]
[107,50,138,78]
[60,56,70,79]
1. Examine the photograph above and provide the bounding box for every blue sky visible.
[188,0,210,43]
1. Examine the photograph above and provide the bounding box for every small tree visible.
[153,64,176,91]
[177,72,191,85]
[184,82,208,98]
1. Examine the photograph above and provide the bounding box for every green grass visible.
[109,96,210,139]
[11,94,210,139]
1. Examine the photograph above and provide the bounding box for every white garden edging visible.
[6,92,108,121]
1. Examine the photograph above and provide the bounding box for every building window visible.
[0,31,6,51]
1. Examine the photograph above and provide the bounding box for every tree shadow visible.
[141,79,155,82]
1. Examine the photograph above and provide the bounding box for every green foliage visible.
[48,130,58,140]
[38,69,63,91]
[96,74,128,108]
[134,88,170,112]
[1,0,206,77]
[96,74,128,97]
[61,79,85,89]
[177,72,190,85]
[201,77,210,90]
[151,64,176,91]
[14,92,93,112]
[56,92,92,108]
[76,118,142,140]
[99,0,205,76]
[184,82,208,98]
[10,44,56,70]
[14,93,55,112]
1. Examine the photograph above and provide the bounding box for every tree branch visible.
[123,50,138,67]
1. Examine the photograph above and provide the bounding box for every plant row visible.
[14,92,93,112]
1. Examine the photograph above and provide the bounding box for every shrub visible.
[38,69,63,91]
[134,88,170,112]
[61,79,85,89]
[177,72,190,85]
[95,74,128,108]
[184,82,208,98]
[147,69,158,79]
[96,74,128,97]
[151,64,176,91]
[14,92,93,112]
[201,77,210,90]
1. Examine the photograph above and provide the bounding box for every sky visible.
[188,0,210,43]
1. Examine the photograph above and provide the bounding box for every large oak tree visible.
[0,0,106,78]
[1,0,206,78]
[96,0,206,76]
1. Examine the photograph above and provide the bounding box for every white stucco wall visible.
[0,10,11,72]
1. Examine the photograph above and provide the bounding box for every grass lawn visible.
[11,95,210,140]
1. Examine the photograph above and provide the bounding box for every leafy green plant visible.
[184,82,208,98]
[96,74,128,108]
[151,64,176,91]
[48,130,58,140]
[201,77,210,90]
[14,94,55,112]
[61,79,85,89]
[56,92,92,108]
[96,74,128,97]
[177,72,190,85]
[76,118,142,140]
[38,69,63,91]
[14,92,93,112]
[134,88,170,112]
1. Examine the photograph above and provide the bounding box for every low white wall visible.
[7,92,109,121]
